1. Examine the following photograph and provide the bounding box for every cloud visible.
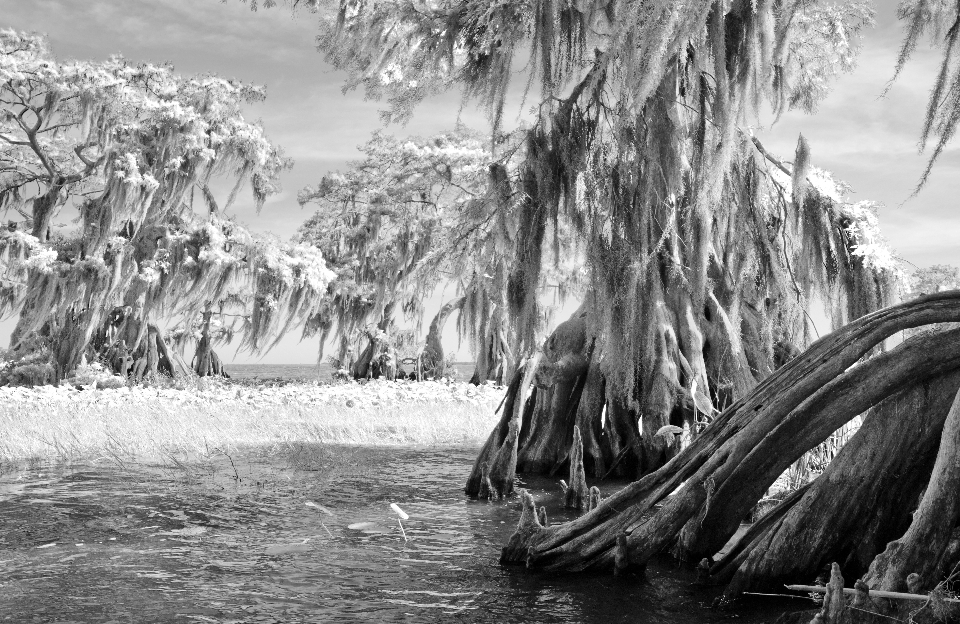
[5,0,320,69]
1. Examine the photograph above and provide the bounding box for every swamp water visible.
[0,446,809,623]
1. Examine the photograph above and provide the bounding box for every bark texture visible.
[489,293,960,596]
[862,382,960,593]
[419,296,465,379]
[716,365,960,595]
[465,354,539,498]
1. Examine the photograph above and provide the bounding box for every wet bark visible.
[714,365,960,595]
[678,326,960,562]
[469,275,780,498]
[862,381,960,593]
[563,425,589,510]
[493,292,960,584]
[466,355,539,498]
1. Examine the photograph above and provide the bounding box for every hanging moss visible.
[0,31,333,383]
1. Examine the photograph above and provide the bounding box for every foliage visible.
[911,264,960,295]
[0,29,334,381]
[297,128,488,340]
[62,357,126,389]
[162,217,335,354]
[892,0,960,190]
[312,0,872,126]
[296,0,912,493]
[0,332,56,386]
[298,127,575,380]
[227,0,898,423]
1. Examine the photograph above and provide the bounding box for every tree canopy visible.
[0,29,334,382]
[307,0,900,429]
[297,126,584,381]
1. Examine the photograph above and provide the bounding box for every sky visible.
[0,0,957,364]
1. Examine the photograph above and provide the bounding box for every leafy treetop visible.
[0,29,332,377]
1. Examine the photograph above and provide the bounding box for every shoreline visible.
[0,379,504,467]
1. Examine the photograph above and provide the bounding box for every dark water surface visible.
[0,446,807,623]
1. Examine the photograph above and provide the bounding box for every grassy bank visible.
[0,379,505,466]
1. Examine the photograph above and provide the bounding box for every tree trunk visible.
[862,381,960,593]
[677,324,960,562]
[468,297,514,386]
[466,355,539,498]
[188,307,228,378]
[351,302,396,379]
[163,339,193,378]
[492,292,960,589]
[193,305,215,377]
[133,325,164,382]
[714,365,960,596]
[351,331,380,379]
[30,184,61,241]
[421,296,465,380]
[469,295,735,492]
[515,303,591,470]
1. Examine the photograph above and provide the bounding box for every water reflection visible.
[0,446,806,622]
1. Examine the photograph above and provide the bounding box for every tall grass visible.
[0,380,504,466]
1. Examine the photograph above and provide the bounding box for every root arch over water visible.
[471,292,960,601]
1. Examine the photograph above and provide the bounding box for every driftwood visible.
[791,565,960,624]
[788,583,960,604]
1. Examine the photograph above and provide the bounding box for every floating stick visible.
[391,503,409,541]
[305,501,335,538]
[785,584,960,603]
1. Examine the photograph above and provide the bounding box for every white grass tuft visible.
[0,380,505,465]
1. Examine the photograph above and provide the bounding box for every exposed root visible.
[563,425,588,510]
